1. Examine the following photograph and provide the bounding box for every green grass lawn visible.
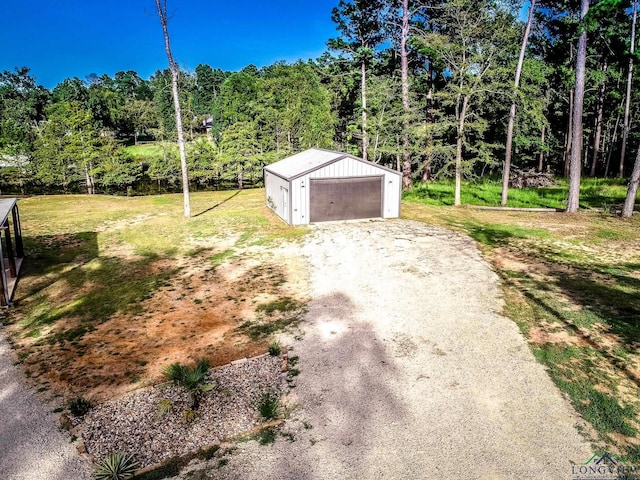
[121,142,178,162]
[403,187,640,462]
[404,177,630,210]
[5,189,307,400]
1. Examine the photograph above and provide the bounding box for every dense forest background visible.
[1,0,640,201]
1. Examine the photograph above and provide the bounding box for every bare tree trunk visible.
[155,0,191,218]
[501,0,536,206]
[590,60,607,177]
[85,165,95,195]
[538,124,546,172]
[605,109,622,177]
[361,59,368,161]
[620,0,638,178]
[455,95,470,207]
[422,70,435,182]
[566,0,589,213]
[564,87,574,177]
[623,148,640,216]
[401,0,412,189]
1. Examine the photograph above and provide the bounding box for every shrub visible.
[268,342,281,356]
[162,358,213,410]
[68,397,91,417]
[258,392,281,420]
[93,452,139,480]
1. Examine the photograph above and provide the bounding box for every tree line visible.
[2,0,640,213]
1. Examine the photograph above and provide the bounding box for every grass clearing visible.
[403,177,628,209]
[6,189,308,401]
[403,183,640,462]
[121,142,177,162]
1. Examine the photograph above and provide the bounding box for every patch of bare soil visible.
[528,324,590,347]
[11,243,308,402]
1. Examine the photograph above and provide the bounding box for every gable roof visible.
[264,148,400,181]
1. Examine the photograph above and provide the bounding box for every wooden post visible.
[12,204,23,258]
[3,222,16,278]
[0,233,7,306]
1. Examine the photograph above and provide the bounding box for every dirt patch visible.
[10,242,308,402]
[529,325,590,346]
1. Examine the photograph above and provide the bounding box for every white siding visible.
[290,177,307,225]
[264,171,290,224]
[383,173,401,218]
[265,150,401,225]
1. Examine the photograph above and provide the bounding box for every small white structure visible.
[264,148,401,225]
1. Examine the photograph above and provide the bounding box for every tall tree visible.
[0,67,50,157]
[220,121,262,188]
[400,0,412,188]
[566,0,589,213]
[501,0,536,206]
[419,0,517,206]
[154,0,190,218]
[329,0,386,161]
[622,147,640,215]
[619,0,637,177]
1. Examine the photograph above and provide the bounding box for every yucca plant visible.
[162,358,214,410]
[268,341,281,356]
[93,452,139,480]
[258,391,281,420]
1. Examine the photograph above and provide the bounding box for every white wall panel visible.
[266,155,401,225]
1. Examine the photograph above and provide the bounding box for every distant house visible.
[198,116,214,135]
[264,148,401,225]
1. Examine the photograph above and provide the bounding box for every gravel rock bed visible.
[79,354,285,468]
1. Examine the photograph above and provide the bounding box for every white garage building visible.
[264,148,402,225]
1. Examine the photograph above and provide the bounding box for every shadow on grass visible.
[556,272,640,345]
[500,269,640,441]
[193,190,241,217]
[524,283,640,378]
[464,222,549,247]
[13,232,176,343]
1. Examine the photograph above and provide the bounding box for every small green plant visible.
[68,396,91,417]
[202,445,220,460]
[258,392,281,420]
[184,409,197,423]
[268,342,281,356]
[162,358,214,410]
[93,452,139,480]
[257,427,277,445]
[156,398,172,417]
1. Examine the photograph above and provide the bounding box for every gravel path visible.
[178,219,593,480]
[0,333,91,480]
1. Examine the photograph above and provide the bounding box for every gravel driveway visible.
[0,334,91,480]
[179,219,593,480]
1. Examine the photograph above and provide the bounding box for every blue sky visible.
[1,0,340,89]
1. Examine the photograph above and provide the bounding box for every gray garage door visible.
[309,176,382,222]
